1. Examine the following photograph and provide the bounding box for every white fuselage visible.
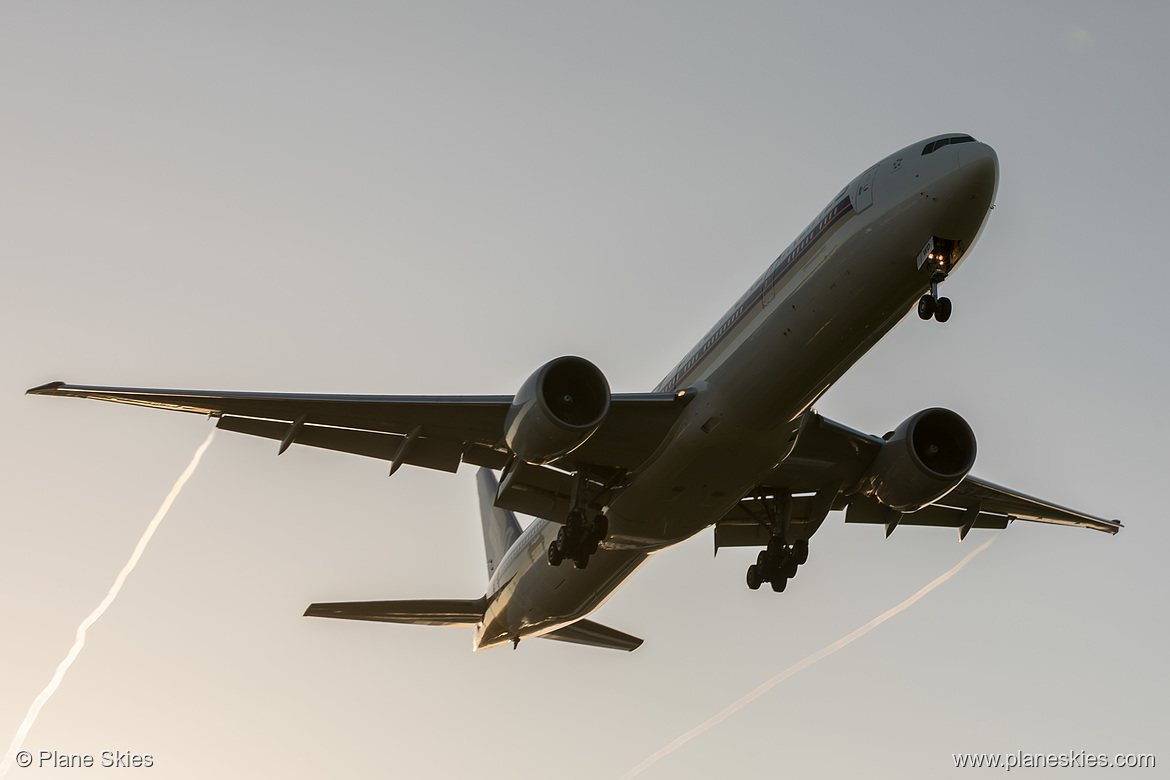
[475,136,999,650]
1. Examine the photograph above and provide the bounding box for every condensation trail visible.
[0,431,215,779]
[621,535,998,780]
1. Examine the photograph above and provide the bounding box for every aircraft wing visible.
[941,475,1122,534]
[715,413,1121,546]
[25,381,686,476]
[810,414,1120,533]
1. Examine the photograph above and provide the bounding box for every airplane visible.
[27,133,1121,652]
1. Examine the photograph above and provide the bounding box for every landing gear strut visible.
[918,270,952,323]
[746,539,808,593]
[547,510,607,569]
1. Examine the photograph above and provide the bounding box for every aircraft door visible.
[851,165,877,213]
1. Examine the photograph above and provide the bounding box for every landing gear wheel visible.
[586,516,607,553]
[547,540,563,566]
[794,540,809,565]
[918,295,936,320]
[782,558,799,579]
[573,553,589,570]
[765,554,785,580]
[935,297,952,323]
[746,564,763,590]
[591,515,608,542]
[756,550,770,570]
[770,576,788,593]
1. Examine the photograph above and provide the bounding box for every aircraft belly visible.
[476,521,648,648]
[715,197,951,423]
[607,194,960,550]
[607,438,781,549]
[490,555,648,648]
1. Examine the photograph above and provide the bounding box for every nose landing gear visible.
[918,270,952,322]
[917,236,960,323]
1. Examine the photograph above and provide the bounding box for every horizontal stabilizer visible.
[304,598,486,626]
[539,619,643,652]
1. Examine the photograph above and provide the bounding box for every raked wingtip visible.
[26,381,66,396]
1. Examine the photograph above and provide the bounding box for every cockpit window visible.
[921,135,976,155]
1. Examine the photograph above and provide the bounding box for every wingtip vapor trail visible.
[0,431,216,779]
[620,535,998,779]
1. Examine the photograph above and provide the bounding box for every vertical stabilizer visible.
[476,468,523,579]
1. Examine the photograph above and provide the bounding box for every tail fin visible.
[476,468,523,578]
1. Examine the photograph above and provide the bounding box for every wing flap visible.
[845,498,1009,530]
[303,598,487,626]
[539,619,643,652]
[216,416,471,472]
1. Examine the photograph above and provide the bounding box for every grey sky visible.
[2,2,1167,778]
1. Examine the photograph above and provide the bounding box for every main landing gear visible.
[918,270,952,323]
[547,510,607,570]
[746,539,809,593]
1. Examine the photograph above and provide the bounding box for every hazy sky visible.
[2,2,1167,778]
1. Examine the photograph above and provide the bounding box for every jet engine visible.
[857,408,976,512]
[504,356,611,465]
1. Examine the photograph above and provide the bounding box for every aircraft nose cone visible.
[926,140,998,244]
[959,142,999,201]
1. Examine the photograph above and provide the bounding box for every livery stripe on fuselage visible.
[656,194,856,394]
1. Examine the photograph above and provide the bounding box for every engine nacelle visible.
[857,408,977,512]
[504,356,611,465]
